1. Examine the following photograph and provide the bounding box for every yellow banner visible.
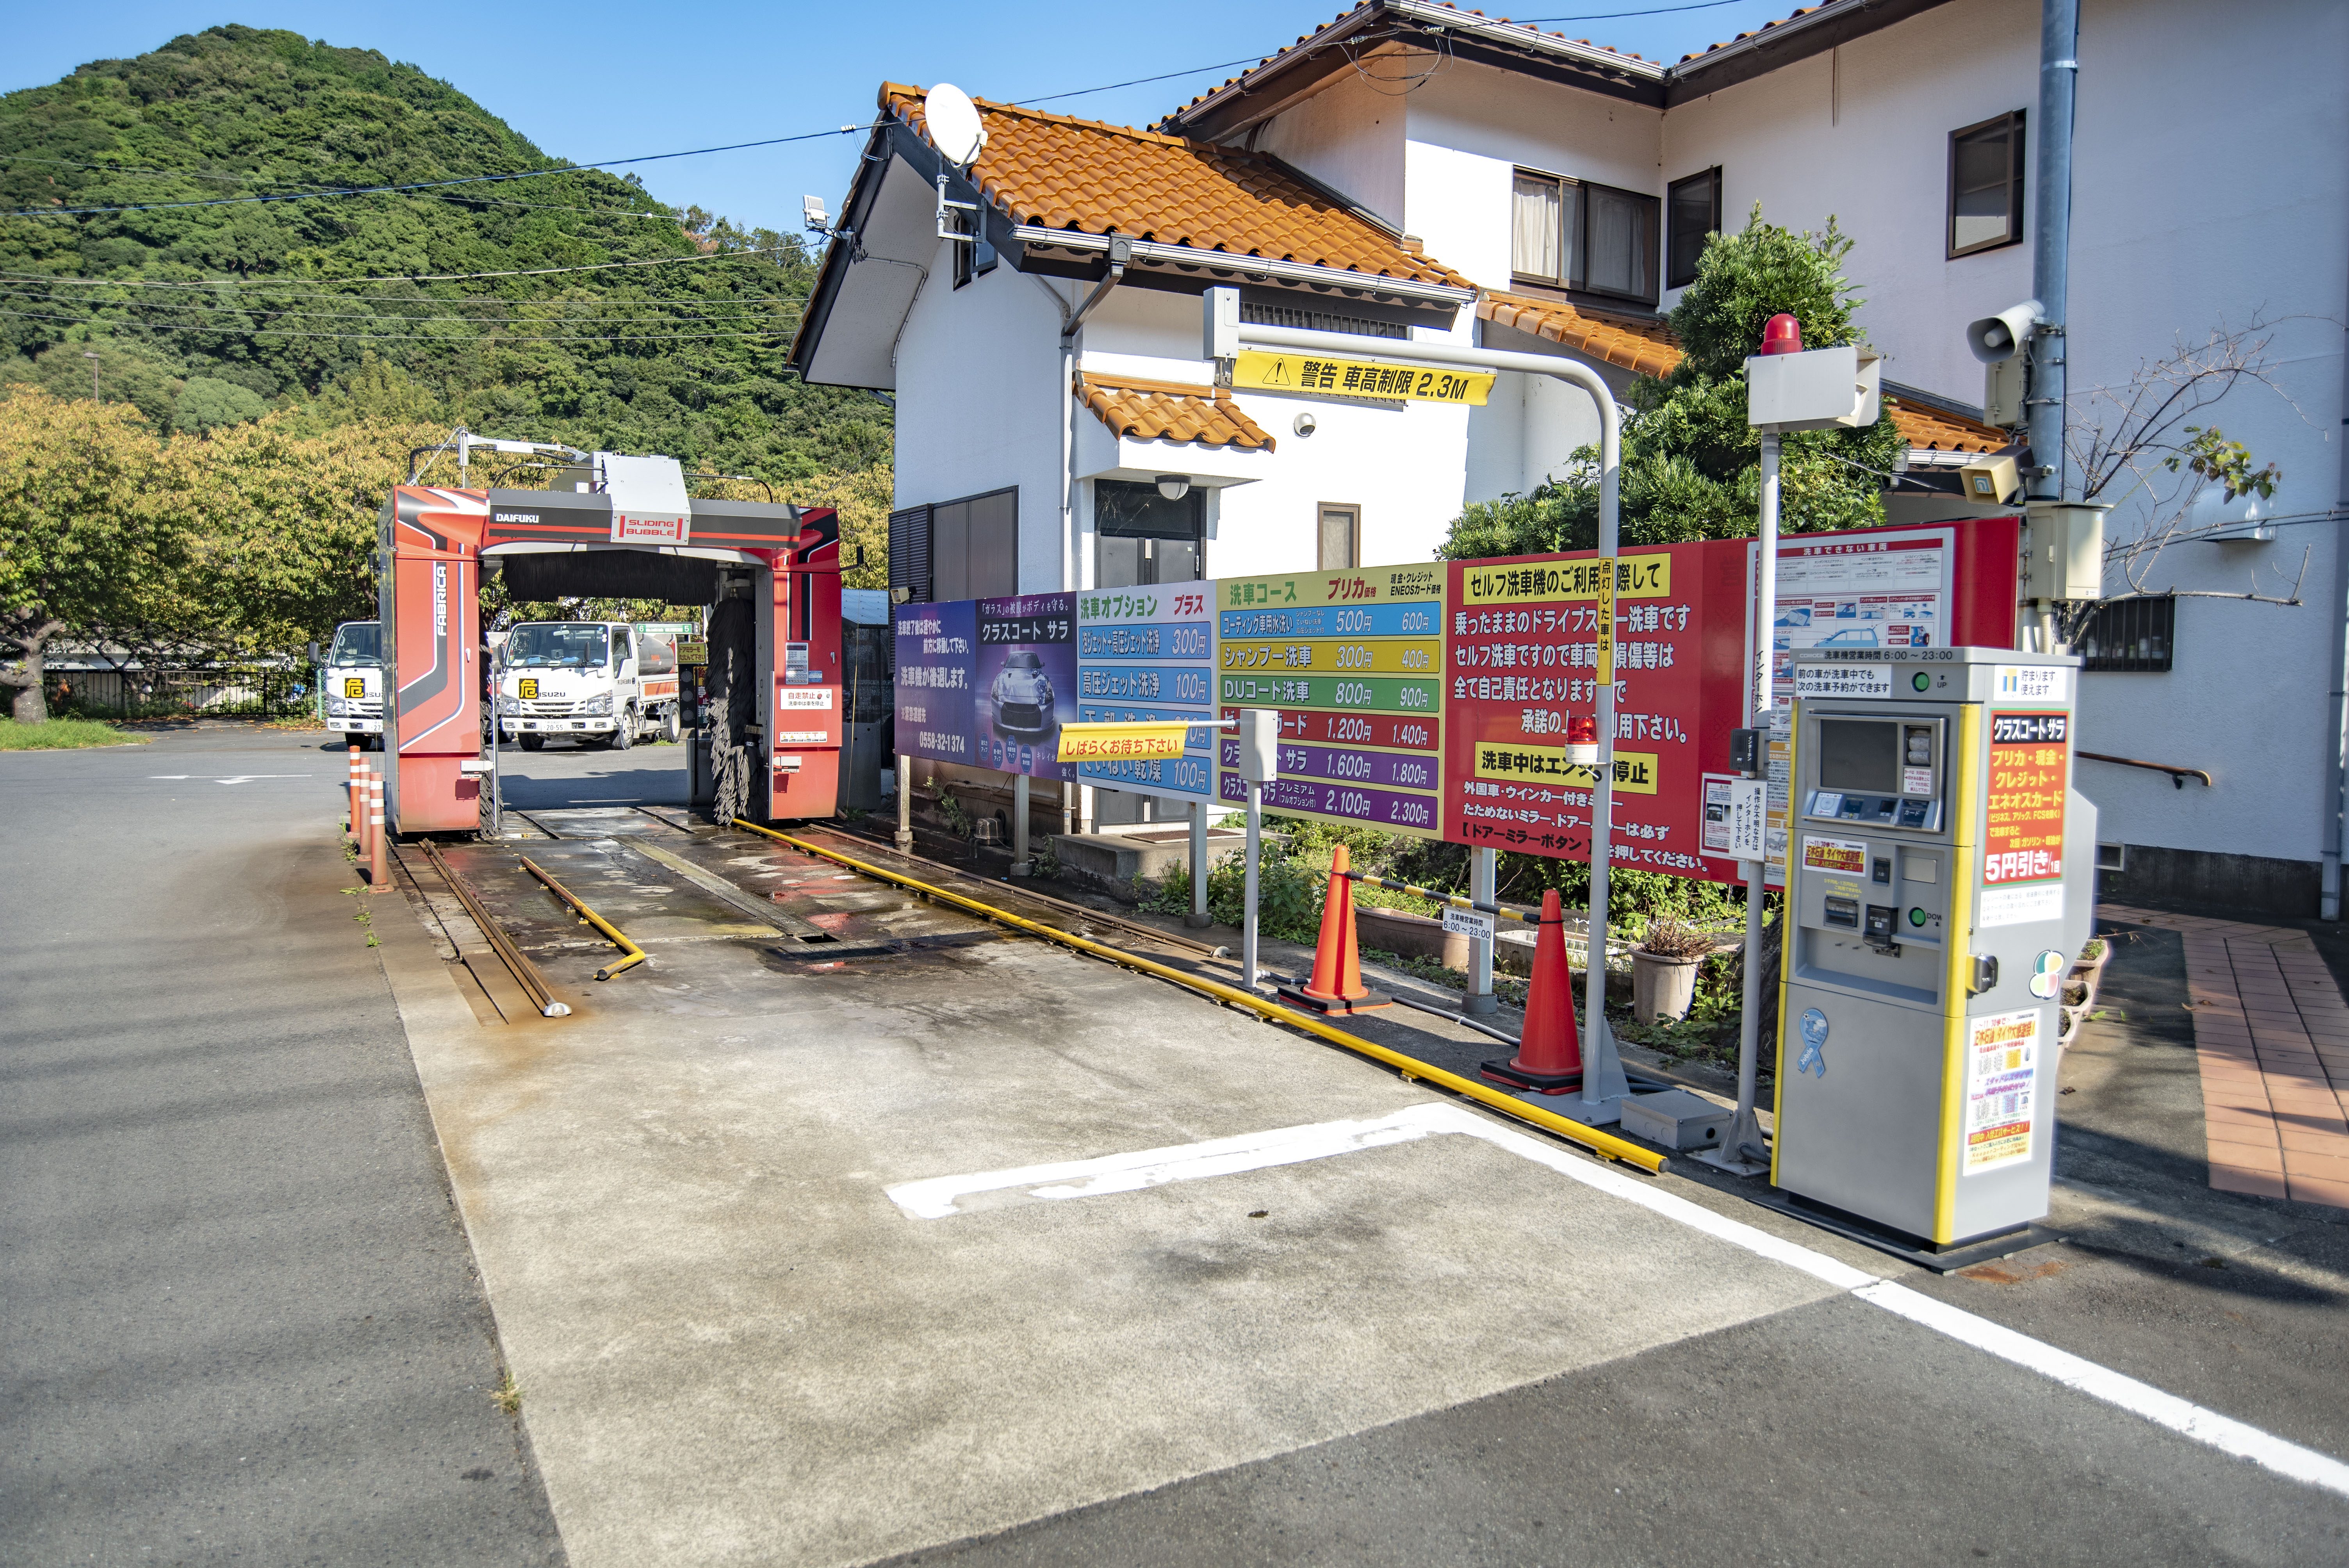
[1472,742,1659,796]
[1057,721,1194,763]
[1219,639,1439,675]
[1233,351,1493,406]
[1593,555,1615,684]
[1456,552,1672,604]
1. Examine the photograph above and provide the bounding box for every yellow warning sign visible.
[1056,721,1194,763]
[1233,351,1493,405]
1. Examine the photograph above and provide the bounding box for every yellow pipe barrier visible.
[519,854,649,980]
[733,819,1664,1173]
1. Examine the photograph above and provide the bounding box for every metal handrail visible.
[2077,751,2213,790]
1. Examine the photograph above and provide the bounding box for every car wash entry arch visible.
[379,482,841,833]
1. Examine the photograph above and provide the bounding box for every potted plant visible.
[1632,917,1714,1025]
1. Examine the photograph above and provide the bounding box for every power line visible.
[3,247,799,292]
[2,124,880,220]
[0,270,801,308]
[0,288,802,328]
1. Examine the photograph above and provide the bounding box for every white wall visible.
[893,247,1071,594]
[1660,0,2349,868]
[1245,51,1409,228]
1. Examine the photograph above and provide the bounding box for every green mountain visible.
[0,24,889,481]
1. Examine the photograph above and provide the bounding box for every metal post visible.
[2027,0,2077,506]
[1187,798,1212,928]
[896,753,915,852]
[1011,772,1032,875]
[487,642,503,839]
[1704,429,1782,1172]
[1243,779,1263,991]
[1465,846,1498,1014]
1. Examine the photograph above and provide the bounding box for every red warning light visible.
[1567,713,1597,745]
[1761,313,1803,355]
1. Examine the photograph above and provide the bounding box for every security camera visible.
[1965,299,2042,364]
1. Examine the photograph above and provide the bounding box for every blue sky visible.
[7,2,1804,234]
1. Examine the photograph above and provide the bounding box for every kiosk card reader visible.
[1774,647,2095,1249]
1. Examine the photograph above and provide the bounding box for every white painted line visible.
[890,1101,2349,1499]
[148,773,313,784]
[1854,1280,2349,1495]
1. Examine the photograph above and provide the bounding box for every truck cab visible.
[321,620,384,748]
[496,621,681,751]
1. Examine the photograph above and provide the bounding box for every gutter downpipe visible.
[1058,245,1127,838]
[2325,296,2349,918]
[1230,321,1629,1115]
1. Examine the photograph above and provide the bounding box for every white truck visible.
[320,620,385,748]
[496,621,681,751]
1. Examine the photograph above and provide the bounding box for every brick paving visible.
[2100,903,2349,1209]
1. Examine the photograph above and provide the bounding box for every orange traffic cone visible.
[1277,843,1390,1015]
[1481,889,1583,1093]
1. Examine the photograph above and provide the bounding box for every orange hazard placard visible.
[1985,712,2069,885]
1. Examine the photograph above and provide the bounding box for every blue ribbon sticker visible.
[1797,1008,1829,1078]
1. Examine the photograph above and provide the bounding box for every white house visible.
[791,0,2348,914]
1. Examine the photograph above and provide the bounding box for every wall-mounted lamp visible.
[1155,474,1192,502]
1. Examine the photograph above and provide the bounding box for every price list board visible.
[1074,585,1218,803]
[1215,564,1446,836]
[1438,544,1747,880]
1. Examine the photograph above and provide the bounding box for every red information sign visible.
[1984,709,2070,911]
[1440,543,1747,880]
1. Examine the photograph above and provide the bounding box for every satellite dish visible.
[925,83,987,168]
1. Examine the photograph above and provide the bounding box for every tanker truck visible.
[495,620,681,750]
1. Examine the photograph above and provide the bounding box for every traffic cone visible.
[1277,843,1390,1014]
[1481,889,1583,1093]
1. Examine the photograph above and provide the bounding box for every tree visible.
[1441,210,1903,559]
[2056,320,2306,638]
[172,376,271,433]
[0,391,186,722]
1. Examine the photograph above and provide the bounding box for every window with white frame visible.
[1512,169,1658,305]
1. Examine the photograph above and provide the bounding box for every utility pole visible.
[2028,0,2078,506]
[84,351,99,402]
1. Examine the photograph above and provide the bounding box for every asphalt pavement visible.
[1,724,564,1566]
[9,725,2349,1568]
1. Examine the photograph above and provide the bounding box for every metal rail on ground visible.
[418,842,574,1017]
[732,818,1663,1173]
[519,854,649,980]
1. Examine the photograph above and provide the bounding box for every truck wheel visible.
[610,709,634,750]
[519,733,545,752]
[662,706,681,744]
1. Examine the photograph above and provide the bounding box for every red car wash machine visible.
[377,469,842,834]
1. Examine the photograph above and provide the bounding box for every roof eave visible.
[1663,0,1960,105]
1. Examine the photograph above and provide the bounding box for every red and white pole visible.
[368,769,389,887]
[347,746,364,845]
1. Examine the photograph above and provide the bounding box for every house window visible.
[892,487,1017,601]
[1317,504,1360,571]
[1512,169,1657,305]
[1666,167,1722,290]
[2073,595,2173,673]
[1948,111,2026,258]
[1095,479,1205,587]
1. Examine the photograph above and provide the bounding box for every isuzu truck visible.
[320,620,384,747]
[496,621,681,750]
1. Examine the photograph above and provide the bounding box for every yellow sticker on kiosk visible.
[518,678,538,700]
[1057,721,1193,764]
[1592,555,1615,683]
[1232,351,1493,405]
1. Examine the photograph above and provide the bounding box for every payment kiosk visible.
[1773,647,2095,1250]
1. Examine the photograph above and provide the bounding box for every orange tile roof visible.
[881,84,1469,292]
[1680,4,1834,64]
[1476,289,2009,451]
[1477,290,1681,378]
[1076,372,1276,453]
[1887,399,2008,454]
[1166,5,1657,119]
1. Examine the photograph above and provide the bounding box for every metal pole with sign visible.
[1203,287,1624,1049]
[1233,708,1280,992]
[1579,557,1631,1121]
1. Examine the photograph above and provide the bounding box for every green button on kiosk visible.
[1773,647,2096,1251]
